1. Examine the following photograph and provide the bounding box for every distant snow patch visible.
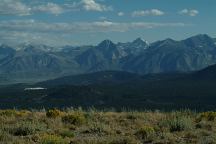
[24,87,47,91]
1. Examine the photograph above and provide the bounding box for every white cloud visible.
[0,20,188,46]
[0,0,112,16]
[0,0,65,16]
[118,12,124,16]
[0,31,75,47]
[33,2,64,15]
[132,9,165,17]
[0,20,187,34]
[179,9,199,16]
[80,0,112,11]
[0,0,31,16]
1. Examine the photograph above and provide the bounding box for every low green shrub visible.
[159,115,194,132]
[13,123,35,136]
[199,112,216,121]
[13,126,34,136]
[196,121,212,130]
[59,130,75,138]
[9,121,46,136]
[169,116,193,132]
[135,126,155,139]
[62,113,85,125]
[0,109,18,117]
[83,123,112,135]
[46,109,62,118]
[109,137,139,144]
[0,130,11,141]
[16,110,31,117]
[41,134,69,144]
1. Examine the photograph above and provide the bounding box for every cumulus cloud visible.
[65,0,112,12]
[0,0,31,16]
[0,0,65,16]
[32,2,64,15]
[179,9,199,16]
[118,12,124,16]
[0,0,112,16]
[132,9,165,17]
[81,0,112,11]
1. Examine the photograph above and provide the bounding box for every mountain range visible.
[0,34,216,84]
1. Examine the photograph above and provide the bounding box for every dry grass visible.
[0,109,216,144]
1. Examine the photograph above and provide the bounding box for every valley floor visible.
[0,109,216,144]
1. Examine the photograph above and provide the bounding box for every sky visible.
[0,0,215,46]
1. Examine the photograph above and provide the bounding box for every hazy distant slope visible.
[190,64,216,79]
[0,45,80,83]
[34,64,216,109]
[38,71,140,86]
[1,63,216,109]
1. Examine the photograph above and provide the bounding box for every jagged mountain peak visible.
[184,34,212,42]
[133,38,148,45]
[96,39,118,55]
[192,34,211,39]
[98,39,115,48]
[23,45,36,51]
[0,44,16,53]
[183,34,215,48]
[129,37,149,50]
[15,43,57,52]
[164,38,176,43]
[0,44,16,61]
[153,38,177,47]
[22,45,46,54]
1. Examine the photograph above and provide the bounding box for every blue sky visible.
[0,0,215,46]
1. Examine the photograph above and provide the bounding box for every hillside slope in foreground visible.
[0,109,216,144]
